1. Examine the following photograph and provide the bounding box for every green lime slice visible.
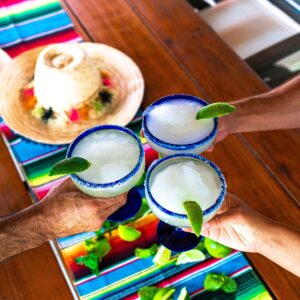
[118,225,141,242]
[153,287,175,300]
[196,102,236,119]
[135,244,158,258]
[183,201,203,237]
[153,246,171,266]
[204,237,232,258]
[49,157,91,176]
[176,249,206,265]
[177,287,190,300]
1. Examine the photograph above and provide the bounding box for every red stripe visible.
[4,28,81,57]
[0,123,16,140]
[0,0,26,8]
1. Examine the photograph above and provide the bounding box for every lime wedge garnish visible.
[176,249,205,265]
[49,157,91,176]
[196,102,236,119]
[135,244,158,258]
[178,287,190,300]
[118,225,141,242]
[153,287,175,300]
[152,246,171,266]
[183,201,203,237]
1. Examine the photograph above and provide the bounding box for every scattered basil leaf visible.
[204,273,238,294]
[204,273,224,291]
[221,276,238,293]
[75,253,99,276]
[138,286,159,300]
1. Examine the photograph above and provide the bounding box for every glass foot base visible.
[108,188,142,222]
[157,221,202,252]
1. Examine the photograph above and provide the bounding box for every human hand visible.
[39,178,127,238]
[207,115,234,152]
[200,194,273,253]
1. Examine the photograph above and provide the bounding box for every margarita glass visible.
[145,153,226,252]
[142,94,218,156]
[67,125,145,222]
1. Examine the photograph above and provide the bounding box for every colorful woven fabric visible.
[0,1,273,299]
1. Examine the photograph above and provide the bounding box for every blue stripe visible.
[11,138,63,162]
[0,11,72,45]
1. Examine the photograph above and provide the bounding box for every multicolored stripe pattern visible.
[0,1,273,299]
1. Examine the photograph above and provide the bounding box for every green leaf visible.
[85,238,111,260]
[183,201,203,237]
[135,244,158,258]
[118,225,141,242]
[203,273,224,292]
[93,99,103,112]
[203,273,238,294]
[93,239,111,258]
[221,276,238,293]
[196,102,236,119]
[138,286,176,300]
[31,106,44,118]
[75,253,99,276]
[138,286,159,300]
[49,157,91,176]
[153,287,175,300]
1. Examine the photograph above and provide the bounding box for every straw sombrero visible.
[0,43,144,144]
[0,48,11,73]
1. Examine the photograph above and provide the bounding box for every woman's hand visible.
[39,178,127,238]
[201,193,272,252]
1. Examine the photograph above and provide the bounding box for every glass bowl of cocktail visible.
[50,125,145,222]
[142,94,235,156]
[145,153,226,252]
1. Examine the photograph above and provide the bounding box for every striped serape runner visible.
[0,1,273,299]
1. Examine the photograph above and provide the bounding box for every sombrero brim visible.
[0,43,144,144]
[0,48,11,74]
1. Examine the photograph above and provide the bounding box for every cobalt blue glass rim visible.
[142,94,218,150]
[66,125,145,189]
[145,153,226,219]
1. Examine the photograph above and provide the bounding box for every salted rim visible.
[67,125,144,189]
[142,94,218,150]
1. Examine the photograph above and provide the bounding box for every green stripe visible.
[23,150,66,185]
[0,2,62,28]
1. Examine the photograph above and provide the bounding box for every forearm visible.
[228,76,300,133]
[0,203,52,262]
[258,220,300,276]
